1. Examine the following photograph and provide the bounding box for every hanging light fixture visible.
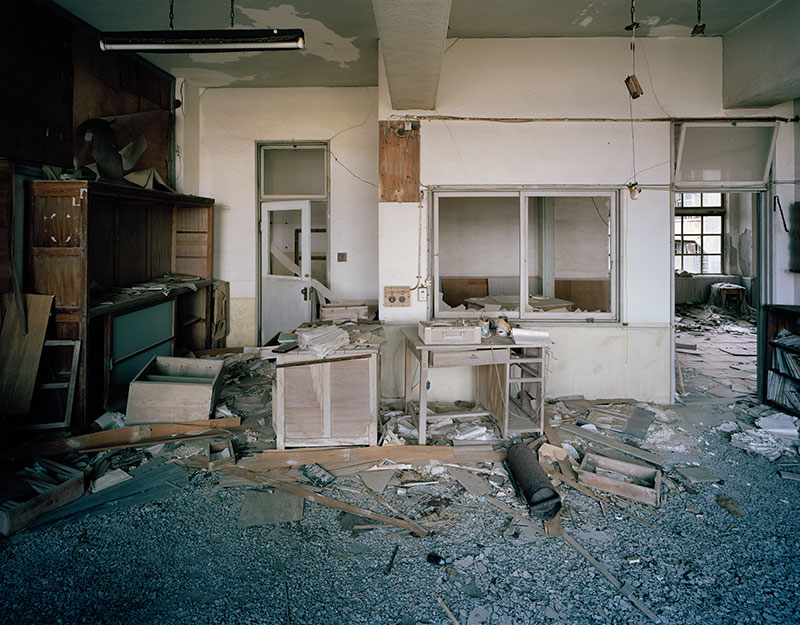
[99,0,304,53]
[691,0,706,36]
[624,0,641,200]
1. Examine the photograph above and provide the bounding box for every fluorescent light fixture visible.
[99,29,304,53]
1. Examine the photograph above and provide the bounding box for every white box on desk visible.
[418,320,482,345]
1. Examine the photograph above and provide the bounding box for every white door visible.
[261,200,312,344]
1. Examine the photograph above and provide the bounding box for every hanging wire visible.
[627,0,638,184]
[169,0,174,30]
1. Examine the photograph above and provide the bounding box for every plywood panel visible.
[284,366,324,438]
[0,294,53,414]
[378,120,420,202]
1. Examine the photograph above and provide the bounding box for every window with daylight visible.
[433,190,618,321]
[674,193,723,274]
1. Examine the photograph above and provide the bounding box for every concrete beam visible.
[372,0,451,110]
[723,0,800,108]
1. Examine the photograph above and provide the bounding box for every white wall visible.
[174,79,201,195]
[377,38,719,403]
[196,87,379,344]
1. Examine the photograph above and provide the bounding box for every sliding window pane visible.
[439,197,519,313]
[702,193,722,207]
[684,256,701,273]
[703,235,721,254]
[703,215,722,234]
[706,256,722,273]
[528,196,611,313]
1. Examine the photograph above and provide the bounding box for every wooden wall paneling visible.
[378,120,420,202]
[2,0,73,167]
[148,202,174,279]
[114,200,150,286]
[87,197,117,291]
[330,359,371,438]
[0,160,12,294]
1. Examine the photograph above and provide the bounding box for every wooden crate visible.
[274,350,379,449]
[0,459,84,536]
[577,452,661,506]
[125,356,224,424]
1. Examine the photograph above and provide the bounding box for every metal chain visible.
[630,0,636,25]
[697,0,702,22]
[231,0,235,27]
[169,0,174,30]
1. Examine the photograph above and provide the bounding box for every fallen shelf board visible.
[240,444,504,471]
[558,424,665,467]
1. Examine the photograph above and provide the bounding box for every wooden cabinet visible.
[274,349,379,449]
[762,305,800,415]
[26,181,215,429]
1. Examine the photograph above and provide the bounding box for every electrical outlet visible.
[384,286,411,307]
[337,252,347,262]
[417,287,428,302]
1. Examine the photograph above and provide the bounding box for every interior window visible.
[434,190,617,320]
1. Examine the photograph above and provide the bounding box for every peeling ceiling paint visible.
[50,0,779,88]
[239,4,360,68]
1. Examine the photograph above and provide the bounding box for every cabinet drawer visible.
[431,349,508,368]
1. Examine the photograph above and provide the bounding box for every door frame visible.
[255,141,330,344]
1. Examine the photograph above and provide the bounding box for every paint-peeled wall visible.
[196,87,378,345]
[378,37,721,403]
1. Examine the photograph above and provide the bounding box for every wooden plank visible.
[0,294,53,414]
[577,452,660,507]
[5,424,231,457]
[0,470,84,536]
[222,466,429,536]
[558,423,665,467]
[378,120,420,202]
[241,444,504,471]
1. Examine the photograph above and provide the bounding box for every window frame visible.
[432,188,620,323]
[674,193,725,275]
[258,142,329,201]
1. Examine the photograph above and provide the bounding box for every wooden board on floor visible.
[241,444,504,471]
[0,294,53,414]
[558,423,665,467]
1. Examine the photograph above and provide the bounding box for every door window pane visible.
[269,210,301,276]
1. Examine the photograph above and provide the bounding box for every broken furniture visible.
[273,347,379,449]
[709,282,747,313]
[401,326,550,444]
[577,452,661,506]
[25,181,215,428]
[319,303,369,322]
[0,458,84,536]
[125,356,224,424]
[24,339,81,429]
[762,305,800,415]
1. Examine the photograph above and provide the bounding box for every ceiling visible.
[50,0,779,88]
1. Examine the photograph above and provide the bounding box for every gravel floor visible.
[2,395,799,625]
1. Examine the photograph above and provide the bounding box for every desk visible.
[401,327,550,444]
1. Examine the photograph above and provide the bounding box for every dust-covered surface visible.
[2,312,799,625]
[2,394,799,625]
